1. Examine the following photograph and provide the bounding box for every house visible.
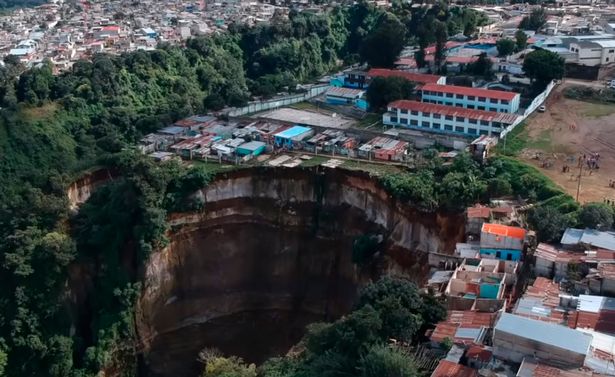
[367,68,446,85]
[429,310,496,346]
[236,140,266,157]
[466,205,491,235]
[445,258,516,312]
[479,223,526,261]
[169,133,218,159]
[303,130,357,155]
[534,243,583,280]
[493,313,593,368]
[575,295,615,335]
[273,126,313,149]
[357,136,408,162]
[421,84,521,113]
[384,100,518,138]
[469,135,498,162]
[513,277,577,326]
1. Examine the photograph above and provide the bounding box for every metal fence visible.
[227,84,329,117]
[500,80,557,138]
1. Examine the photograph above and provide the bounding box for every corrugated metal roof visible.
[275,126,312,139]
[388,100,519,124]
[421,83,519,101]
[561,229,615,251]
[495,313,593,355]
[578,295,604,313]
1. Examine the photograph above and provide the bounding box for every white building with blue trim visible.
[421,83,521,113]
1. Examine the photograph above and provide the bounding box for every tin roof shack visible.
[514,277,577,327]
[561,229,615,252]
[139,133,176,153]
[469,135,498,162]
[575,295,615,335]
[236,140,266,157]
[429,310,496,347]
[467,205,492,236]
[480,223,527,262]
[534,243,583,281]
[516,358,595,377]
[303,130,357,155]
[445,259,514,312]
[493,313,593,368]
[233,121,290,145]
[577,328,615,374]
[274,126,313,150]
[357,136,409,162]
[169,133,218,160]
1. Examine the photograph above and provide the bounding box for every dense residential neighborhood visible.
[5,0,615,377]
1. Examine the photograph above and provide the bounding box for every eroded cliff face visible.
[136,167,464,377]
[67,168,116,210]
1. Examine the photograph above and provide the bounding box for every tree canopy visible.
[360,12,406,67]
[365,76,415,111]
[523,49,565,88]
[519,8,547,31]
[496,39,516,57]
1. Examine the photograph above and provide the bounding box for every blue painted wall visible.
[479,283,500,299]
[479,248,522,261]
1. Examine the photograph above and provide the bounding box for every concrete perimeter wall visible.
[228,84,329,117]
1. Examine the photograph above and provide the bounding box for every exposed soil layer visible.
[136,167,463,377]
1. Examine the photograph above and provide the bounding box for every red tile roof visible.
[367,68,443,84]
[421,83,519,101]
[388,100,519,125]
[432,360,478,377]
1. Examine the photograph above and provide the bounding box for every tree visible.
[578,202,614,230]
[527,206,574,243]
[515,30,528,51]
[359,344,418,377]
[439,172,487,211]
[358,276,445,342]
[467,52,494,79]
[365,76,415,111]
[433,20,448,73]
[523,49,565,88]
[201,355,256,377]
[496,39,516,57]
[360,13,406,67]
[519,8,546,31]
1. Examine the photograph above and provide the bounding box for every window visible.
[433,114,441,119]
[468,105,475,109]
[507,253,512,261]
[446,93,454,98]
[400,109,408,114]
[501,100,509,105]
[469,118,477,124]
[445,115,453,121]
[400,118,408,125]
[489,108,497,112]
[496,251,501,258]
[423,112,431,117]
[456,103,463,108]
[422,121,430,127]
[444,125,453,131]
[423,91,430,96]
[478,106,485,110]
[455,126,465,133]
[455,94,463,99]
[433,123,441,129]
[610,49,614,53]
[456,116,465,122]
[492,122,501,128]
[479,130,488,135]
[390,117,398,123]
[467,128,477,135]
[490,98,498,104]
[478,97,486,102]
[480,120,489,126]
[411,110,419,116]
[468,96,476,100]
[410,120,418,126]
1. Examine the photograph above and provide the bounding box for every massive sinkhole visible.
[135,167,463,377]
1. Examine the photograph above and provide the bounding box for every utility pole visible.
[576,159,583,203]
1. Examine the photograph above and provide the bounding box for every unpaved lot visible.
[518,85,615,203]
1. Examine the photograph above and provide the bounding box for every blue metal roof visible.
[495,313,592,355]
[561,228,615,251]
[159,126,184,135]
[275,126,312,139]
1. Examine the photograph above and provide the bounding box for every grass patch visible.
[20,102,59,122]
[190,160,237,174]
[355,113,382,129]
[341,160,406,176]
[582,103,615,118]
[495,122,528,156]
